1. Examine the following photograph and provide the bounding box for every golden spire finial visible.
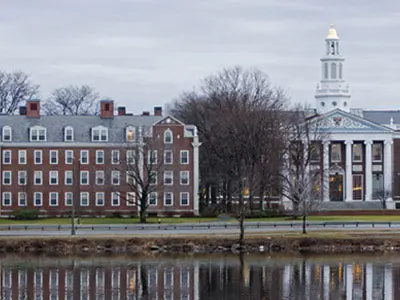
[326,24,339,39]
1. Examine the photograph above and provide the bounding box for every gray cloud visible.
[1,0,400,112]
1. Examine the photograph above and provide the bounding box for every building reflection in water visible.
[0,255,398,299]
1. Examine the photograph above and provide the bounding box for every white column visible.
[192,133,202,216]
[323,142,330,202]
[345,141,353,201]
[323,265,330,300]
[365,140,373,201]
[384,263,393,300]
[345,264,353,300]
[384,140,393,203]
[365,263,373,300]
[194,261,200,300]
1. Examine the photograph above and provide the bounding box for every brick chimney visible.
[26,100,40,118]
[154,106,162,116]
[100,100,114,118]
[117,106,126,116]
[19,106,27,115]
[142,111,150,116]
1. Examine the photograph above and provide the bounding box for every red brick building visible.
[0,99,200,216]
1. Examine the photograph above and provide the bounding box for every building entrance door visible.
[329,173,343,201]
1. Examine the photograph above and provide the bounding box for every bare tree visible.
[0,70,39,114]
[373,189,391,209]
[43,85,100,115]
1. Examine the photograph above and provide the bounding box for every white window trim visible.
[96,150,104,164]
[29,126,47,142]
[148,150,158,165]
[80,171,89,185]
[180,192,190,206]
[65,150,74,164]
[80,150,89,164]
[112,171,120,185]
[2,171,11,185]
[91,126,108,142]
[111,192,120,206]
[126,126,136,142]
[18,150,26,165]
[95,170,105,186]
[2,192,11,207]
[49,192,58,206]
[65,192,73,207]
[34,192,42,206]
[330,143,341,163]
[80,192,89,206]
[164,129,173,144]
[149,192,157,206]
[34,150,42,165]
[49,150,58,164]
[180,150,189,165]
[112,150,120,164]
[49,170,59,185]
[2,126,12,142]
[18,192,27,207]
[127,192,135,206]
[95,192,105,206]
[180,171,189,185]
[372,143,383,163]
[126,150,135,164]
[150,171,157,185]
[64,126,74,142]
[34,171,42,185]
[164,171,173,185]
[164,192,173,206]
[164,150,173,164]
[2,150,11,164]
[18,170,27,186]
[65,171,73,185]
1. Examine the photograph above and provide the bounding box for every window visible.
[49,171,58,185]
[126,171,135,186]
[149,171,157,185]
[164,171,173,185]
[65,171,73,185]
[352,144,362,162]
[65,192,73,206]
[3,171,11,185]
[65,150,74,164]
[126,126,135,142]
[352,175,363,200]
[96,193,104,206]
[91,126,108,142]
[112,171,120,185]
[49,150,58,164]
[149,192,157,206]
[34,171,42,185]
[80,171,89,185]
[372,143,383,162]
[34,150,42,164]
[310,145,320,162]
[64,126,74,141]
[30,126,47,141]
[180,150,189,164]
[49,192,58,206]
[111,192,120,206]
[80,150,89,164]
[2,126,11,141]
[18,171,27,185]
[331,143,341,162]
[18,150,26,164]
[18,192,27,207]
[324,63,328,79]
[96,150,104,164]
[372,173,384,199]
[80,192,89,206]
[180,171,189,185]
[127,192,135,206]
[112,150,120,164]
[164,192,173,206]
[164,129,173,144]
[95,171,104,185]
[331,62,337,79]
[34,192,42,206]
[3,150,11,164]
[126,150,135,164]
[2,192,11,206]
[180,192,189,206]
[339,63,343,79]
[148,150,158,165]
[164,150,173,164]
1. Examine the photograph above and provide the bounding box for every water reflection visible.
[0,255,398,299]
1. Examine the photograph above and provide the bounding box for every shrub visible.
[11,209,39,220]
[105,211,123,218]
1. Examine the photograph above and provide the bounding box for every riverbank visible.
[2,231,400,256]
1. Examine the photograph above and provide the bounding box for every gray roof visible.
[362,110,400,125]
[0,115,164,143]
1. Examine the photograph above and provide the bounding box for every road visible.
[0,221,400,236]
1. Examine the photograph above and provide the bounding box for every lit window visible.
[164,192,173,206]
[180,171,189,185]
[65,171,73,185]
[30,126,47,142]
[49,192,58,206]
[34,171,42,185]
[18,171,27,185]
[180,192,189,206]
[18,150,26,164]
[126,126,135,142]
[2,192,11,206]
[3,171,11,185]
[96,192,104,206]
[50,150,58,164]
[34,192,42,206]
[111,192,120,206]
[164,129,173,144]
[34,150,42,164]
[180,151,189,164]
[64,126,74,141]
[352,144,362,162]
[18,192,27,206]
[2,126,12,141]
[91,126,108,142]
[164,171,173,185]
[80,192,89,206]
[3,150,11,164]
[65,192,73,206]
[96,150,104,164]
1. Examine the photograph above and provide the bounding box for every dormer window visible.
[126,126,135,142]
[30,126,47,142]
[164,129,173,144]
[2,126,12,142]
[91,126,108,142]
[64,126,74,142]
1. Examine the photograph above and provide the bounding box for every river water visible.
[0,253,398,299]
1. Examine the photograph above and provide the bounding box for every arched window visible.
[339,63,343,79]
[324,63,328,79]
[164,129,173,144]
[331,63,337,79]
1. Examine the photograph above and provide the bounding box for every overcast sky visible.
[2,0,400,113]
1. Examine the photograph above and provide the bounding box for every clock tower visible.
[315,24,351,114]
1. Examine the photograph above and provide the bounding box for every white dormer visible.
[164,129,173,144]
[30,126,47,142]
[126,126,136,142]
[91,126,108,142]
[2,126,12,142]
[64,126,74,142]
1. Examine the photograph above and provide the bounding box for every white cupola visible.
[315,24,351,114]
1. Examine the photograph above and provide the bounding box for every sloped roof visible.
[362,110,400,125]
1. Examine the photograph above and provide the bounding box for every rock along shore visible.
[1,236,400,256]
